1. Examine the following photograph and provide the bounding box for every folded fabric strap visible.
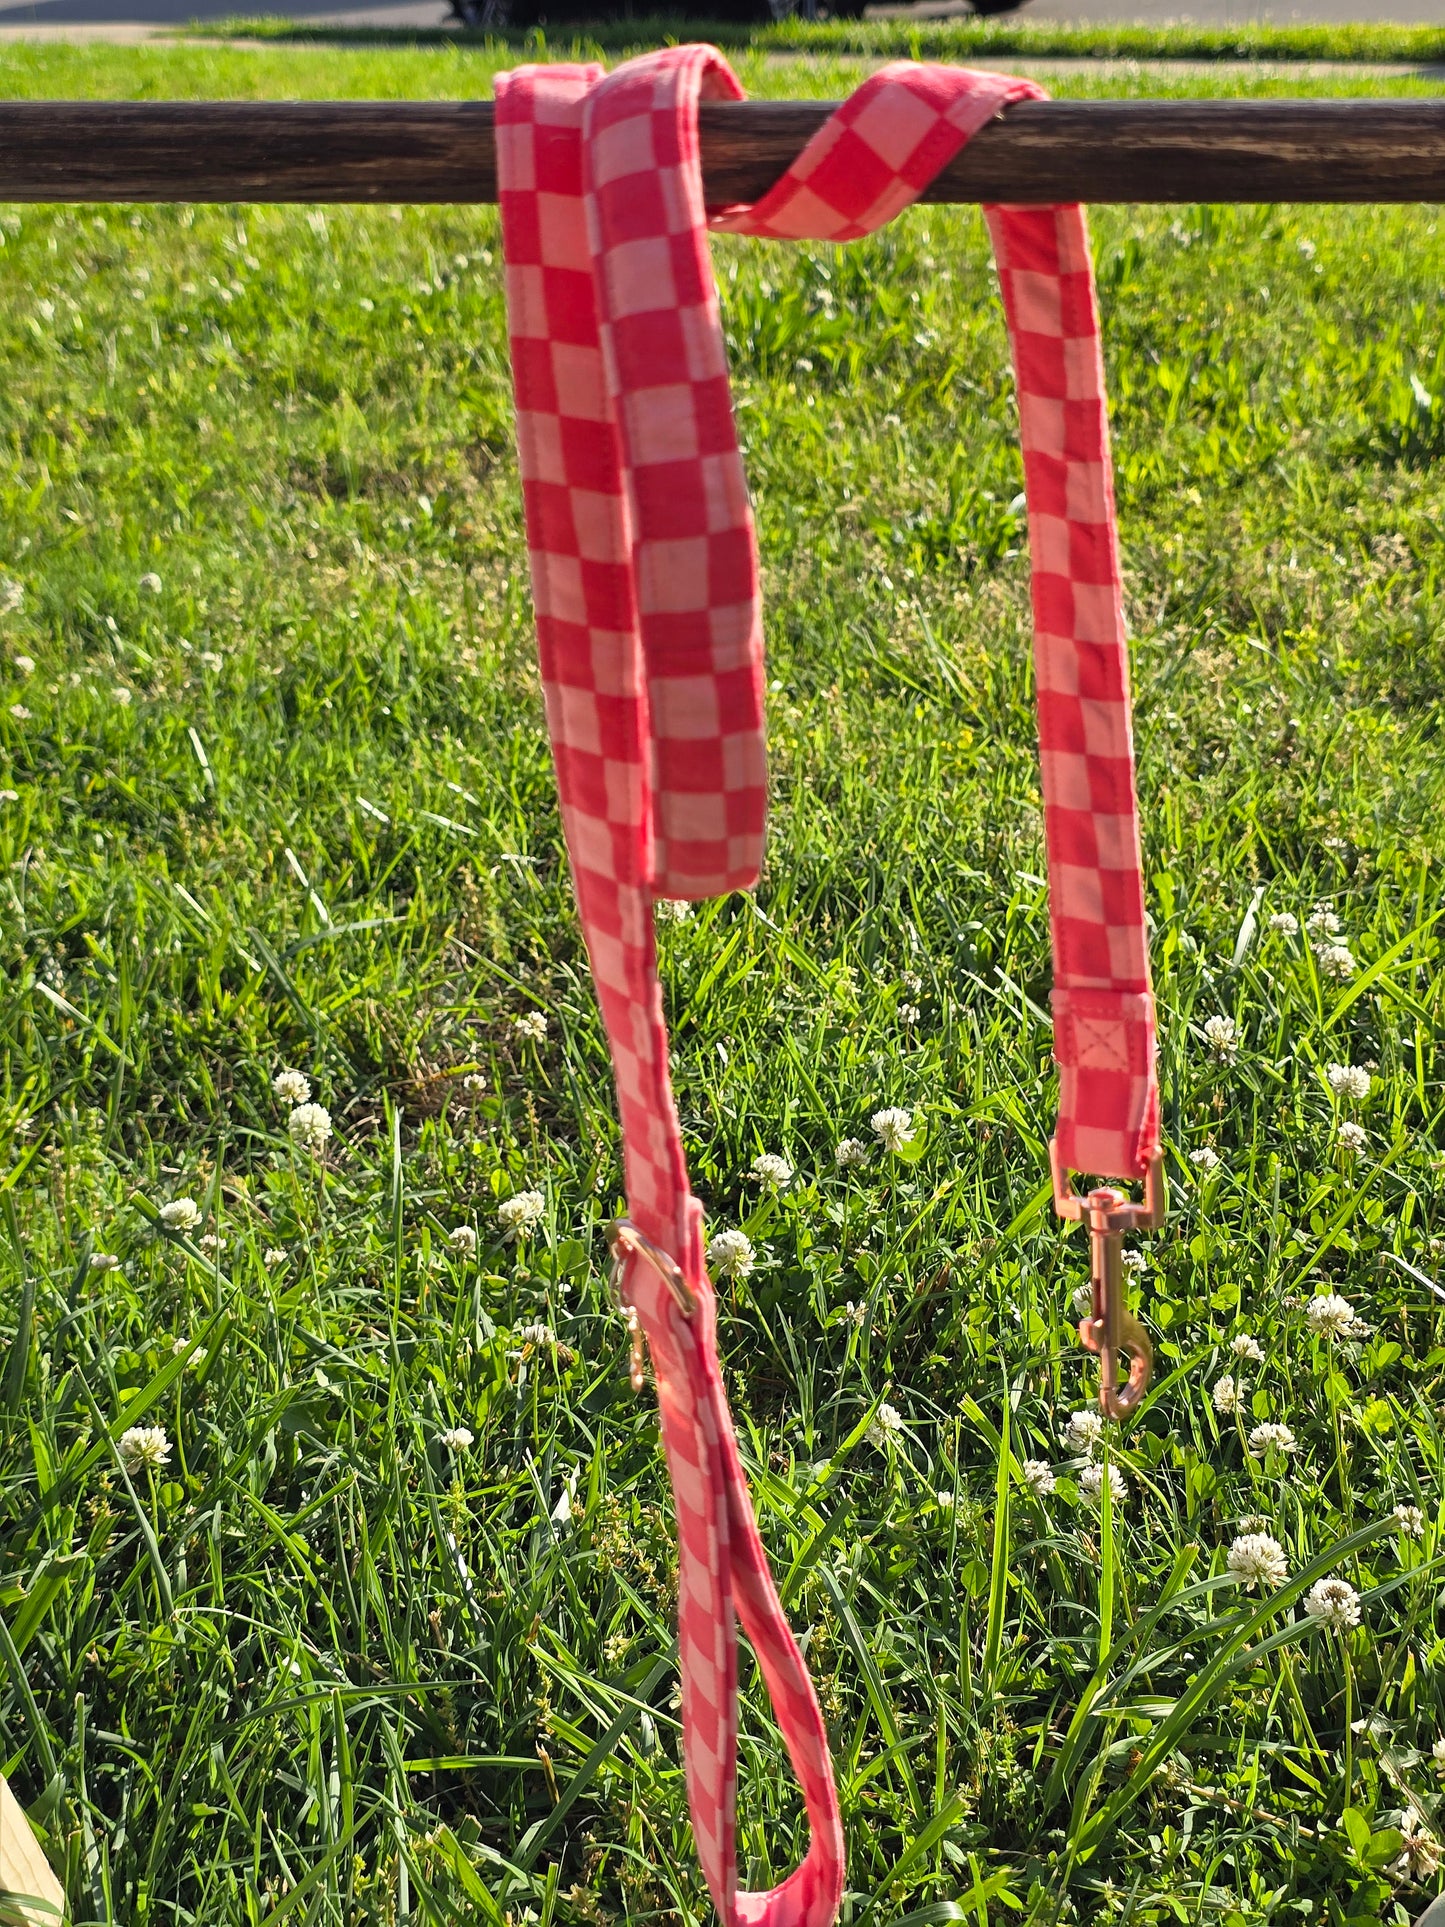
[496,48,1159,1927]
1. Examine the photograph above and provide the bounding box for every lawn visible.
[1,36,1444,1927]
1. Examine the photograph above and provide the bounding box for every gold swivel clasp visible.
[1051,1143,1163,1421]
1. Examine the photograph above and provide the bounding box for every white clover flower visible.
[1202,1014,1239,1061]
[448,1226,478,1256]
[655,898,693,924]
[1080,1461,1127,1505]
[935,1489,957,1510]
[1314,942,1356,980]
[159,1197,201,1231]
[1227,1532,1288,1590]
[288,1102,332,1153]
[1248,1421,1297,1459]
[1212,1375,1243,1415]
[0,577,24,613]
[13,654,34,676]
[1433,1737,1445,1775]
[0,788,17,803]
[834,1137,869,1168]
[1238,1512,1273,1535]
[171,1337,206,1365]
[439,1426,474,1452]
[512,1011,548,1043]
[112,685,132,706]
[750,1152,793,1190]
[1326,1063,1371,1102]
[898,1003,921,1026]
[139,571,163,595]
[1306,903,1341,936]
[9,702,31,719]
[1303,1576,1361,1630]
[515,1321,557,1350]
[1022,1459,1056,1496]
[866,1401,904,1448]
[706,1228,755,1281]
[900,970,923,993]
[871,1107,915,1153]
[273,1068,310,1105]
[119,1424,172,1472]
[842,1300,868,1328]
[90,1252,121,1271]
[1336,1121,1368,1156]
[1397,1817,1443,1881]
[1071,1283,1094,1318]
[498,1189,546,1242]
[1394,1504,1426,1539]
[1065,1408,1105,1455]
[1268,910,1299,935]
[263,1246,288,1268]
[1121,1249,1146,1273]
[551,1476,578,1528]
[1306,1292,1355,1337]
[1190,1146,1221,1172]
[199,1233,223,1253]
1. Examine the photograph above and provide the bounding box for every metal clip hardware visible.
[1051,1142,1163,1421]
[607,1219,699,1392]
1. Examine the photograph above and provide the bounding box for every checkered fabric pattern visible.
[496,46,1159,1927]
[982,203,1159,1180]
[710,59,1034,241]
[497,58,843,1927]
[716,62,1159,1183]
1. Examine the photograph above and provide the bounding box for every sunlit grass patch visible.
[0,41,1443,1927]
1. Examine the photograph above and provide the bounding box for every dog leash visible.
[496,50,1161,1926]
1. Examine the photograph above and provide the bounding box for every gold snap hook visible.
[1051,1142,1162,1420]
[1077,1214,1153,1419]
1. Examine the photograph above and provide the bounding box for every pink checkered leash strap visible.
[496,47,1161,1927]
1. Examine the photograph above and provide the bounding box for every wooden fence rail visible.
[0,97,1444,202]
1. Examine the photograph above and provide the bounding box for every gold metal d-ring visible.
[1051,1141,1164,1233]
[606,1219,698,1318]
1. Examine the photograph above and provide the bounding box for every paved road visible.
[0,0,1441,40]
[0,0,457,29]
[912,0,1445,21]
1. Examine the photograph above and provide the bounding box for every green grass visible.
[1,38,1445,1927]
[11,37,1445,101]
[191,16,1445,66]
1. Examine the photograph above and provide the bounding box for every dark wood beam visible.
[0,97,1442,204]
